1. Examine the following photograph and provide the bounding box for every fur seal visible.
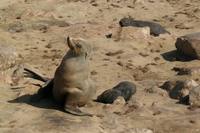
[96,81,136,104]
[24,37,95,116]
[119,17,170,36]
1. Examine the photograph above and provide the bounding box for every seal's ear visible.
[65,36,74,49]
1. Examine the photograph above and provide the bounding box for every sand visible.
[0,0,200,133]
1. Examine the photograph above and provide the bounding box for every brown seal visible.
[24,37,95,116]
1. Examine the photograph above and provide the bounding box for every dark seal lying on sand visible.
[119,17,170,36]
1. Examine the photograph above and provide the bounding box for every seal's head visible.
[65,36,91,58]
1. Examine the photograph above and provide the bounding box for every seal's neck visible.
[66,50,87,60]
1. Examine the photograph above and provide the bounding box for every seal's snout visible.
[66,36,74,49]
[67,36,70,43]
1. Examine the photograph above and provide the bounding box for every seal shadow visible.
[161,50,195,62]
[8,92,63,112]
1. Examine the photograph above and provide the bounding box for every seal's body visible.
[119,17,170,36]
[96,81,136,104]
[53,37,95,116]
[24,37,95,116]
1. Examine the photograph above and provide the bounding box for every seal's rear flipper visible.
[64,105,93,117]
[24,68,50,82]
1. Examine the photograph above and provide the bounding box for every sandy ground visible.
[0,0,200,133]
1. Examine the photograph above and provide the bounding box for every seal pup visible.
[96,81,136,104]
[24,36,95,116]
[119,17,170,36]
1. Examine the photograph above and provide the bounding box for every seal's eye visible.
[76,43,82,48]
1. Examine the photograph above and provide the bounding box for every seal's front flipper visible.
[64,105,93,117]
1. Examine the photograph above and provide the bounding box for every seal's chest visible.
[62,58,89,73]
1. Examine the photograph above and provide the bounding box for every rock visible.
[0,45,19,71]
[175,32,200,59]
[161,80,199,99]
[0,44,22,84]
[11,65,24,86]
[185,80,199,88]
[182,80,199,97]
[189,86,200,107]
[113,96,126,105]
[112,26,150,41]
[102,96,126,115]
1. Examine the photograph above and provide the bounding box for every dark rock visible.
[175,32,200,59]
[119,17,170,36]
